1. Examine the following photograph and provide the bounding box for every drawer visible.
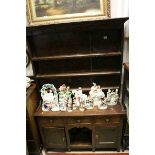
[38,117,65,125]
[67,117,92,124]
[95,116,121,124]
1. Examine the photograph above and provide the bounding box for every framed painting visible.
[27,0,110,26]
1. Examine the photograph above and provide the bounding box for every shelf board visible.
[36,71,120,78]
[32,52,121,61]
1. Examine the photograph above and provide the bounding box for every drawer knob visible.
[77,120,81,123]
[105,118,110,123]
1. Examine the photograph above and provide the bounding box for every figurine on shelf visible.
[89,83,105,107]
[41,84,59,111]
[79,102,85,112]
[98,99,108,110]
[66,86,73,112]
[106,89,111,102]
[79,94,87,112]
[72,87,87,111]
[72,87,82,108]
[111,89,119,105]
[107,89,119,106]
[42,101,51,111]
[84,96,94,110]
[58,84,67,111]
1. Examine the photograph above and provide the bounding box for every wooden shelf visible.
[32,52,121,61]
[36,71,120,78]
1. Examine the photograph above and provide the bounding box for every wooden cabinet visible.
[34,104,125,152]
[26,17,129,152]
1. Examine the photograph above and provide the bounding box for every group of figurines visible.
[41,83,119,112]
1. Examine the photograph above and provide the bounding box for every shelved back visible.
[27,17,129,95]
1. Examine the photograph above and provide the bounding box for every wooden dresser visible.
[34,103,125,152]
[26,17,129,152]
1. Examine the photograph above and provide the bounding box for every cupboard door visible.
[41,127,67,148]
[95,126,120,148]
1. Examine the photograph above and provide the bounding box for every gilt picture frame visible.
[26,0,110,26]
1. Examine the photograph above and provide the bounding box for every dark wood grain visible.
[27,17,129,152]
[34,103,125,117]
[32,52,121,61]
[122,63,129,151]
[26,83,41,154]
[123,63,129,71]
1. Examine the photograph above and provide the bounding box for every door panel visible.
[41,127,67,148]
[95,126,120,147]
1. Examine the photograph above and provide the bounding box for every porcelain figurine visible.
[58,84,73,111]
[42,101,51,111]
[72,87,87,110]
[67,98,73,112]
[79,102,85,112]
[41,84,59,111]
[84,96,94,110]
[98,99,108,110]
[66,87,73,112]
[89,83,105,107]
[108,89,119,106]
[106,89,111,103]
[72,87,82,108]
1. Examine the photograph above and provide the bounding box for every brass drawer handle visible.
[105,118,110,123]
[77,120,81,123]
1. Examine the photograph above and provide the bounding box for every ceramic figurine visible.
[58,84,73,112]
[89,83,105,107]
[98,99,108,110]
[106,89,111,101]
[41,84,59,111]
[72,87,82,108]
[72,103,77,110]
[79,102,85,112]
[115,89,119,102]
[84,96,94,110]
[108,89,119,106]
[66,87,73,112]
[72,87,87,111]
[42,101,51,111]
